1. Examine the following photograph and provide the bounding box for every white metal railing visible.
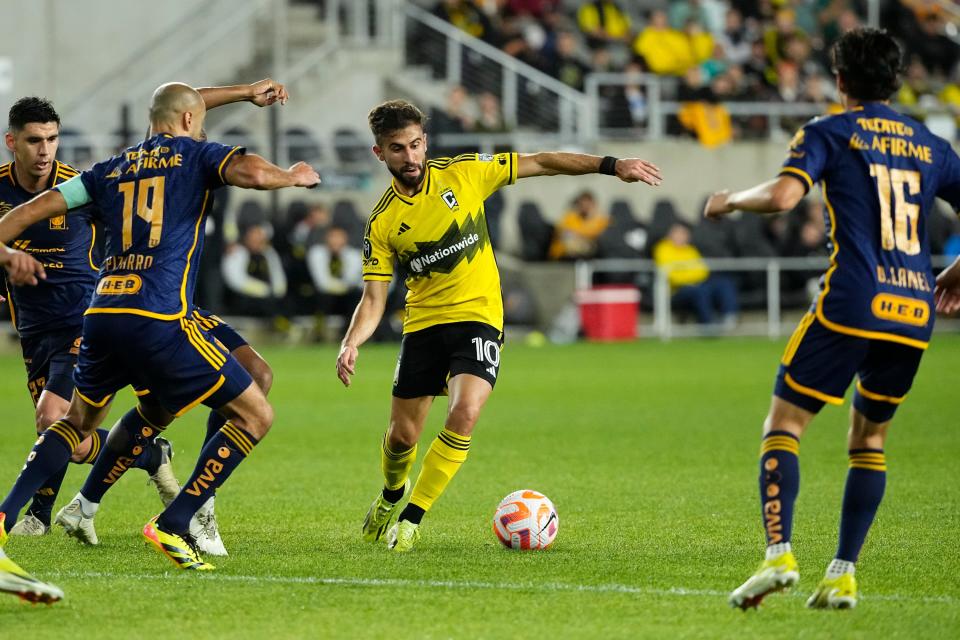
[575,255,959,341]
[399,2,591,143]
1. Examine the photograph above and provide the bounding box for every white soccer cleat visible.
[148,437,181,508]
[54,498,99,545]
[189,497,228,557]
[9,513,49,537]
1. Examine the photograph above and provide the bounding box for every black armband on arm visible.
[599,156,619,176]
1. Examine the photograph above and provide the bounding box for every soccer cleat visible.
[188,497,228,557]
[9,513,49,537]
[362,480,410,543]
[142,516,214,571]
[806,573,858,609]
[386,519,421,553]
[729,551,800,610]
[54,498,99,545]
[147,437,181,507]
[0,552,64,604]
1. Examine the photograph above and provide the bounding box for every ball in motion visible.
[493,490,558,550]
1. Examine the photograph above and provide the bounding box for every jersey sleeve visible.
[779,122,829,192]
[937,142,960,215]
[460,152,518,200]
[198,141,246,188]
[362,213,394,282]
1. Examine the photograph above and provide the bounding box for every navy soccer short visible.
[19,327,82,405]
[191,308,249,352]
[73,313,253,416]
[774,313,924,423]
[393,321,503,399]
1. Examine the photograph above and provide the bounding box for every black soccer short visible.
[20,327,83,406]
[192,308,249,352]
[774,312,924,423]
[393,321,503,399]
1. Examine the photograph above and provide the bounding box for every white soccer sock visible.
[77,493,99,517]
[765,542,792,560]
[826,559,856,578]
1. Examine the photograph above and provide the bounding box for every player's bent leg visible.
[146,382,269,570]
[0,394,110,535]
[362,396,431,543]
[389,375,492,552]
[730,396,815,610]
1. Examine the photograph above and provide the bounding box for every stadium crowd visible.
[428,0,960,141]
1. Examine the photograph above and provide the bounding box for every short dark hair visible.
[8,97,61,132]
[368,100,425,143]
[830,28,902,102]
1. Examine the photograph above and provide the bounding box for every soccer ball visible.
[493,490,558,550]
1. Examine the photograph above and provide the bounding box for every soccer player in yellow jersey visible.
[336,99,663,551]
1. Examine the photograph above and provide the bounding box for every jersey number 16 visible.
[869,164,920,256]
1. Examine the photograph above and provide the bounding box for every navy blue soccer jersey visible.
[0,160,100,337]
[62,134,243,319]
[780,102,960,349]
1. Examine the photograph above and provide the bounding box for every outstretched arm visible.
[336,280,390,387]
[198,78,289,110]
[0,189,66,284]
[224,155,320,190]
[703,175,807,219]
[517,152,662,186]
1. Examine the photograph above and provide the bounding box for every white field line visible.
[50,571,957,605]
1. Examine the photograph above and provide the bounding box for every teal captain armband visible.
[54,175,93,209]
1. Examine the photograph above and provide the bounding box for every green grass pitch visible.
[0,336,958,638]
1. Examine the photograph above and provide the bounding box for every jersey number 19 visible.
[119,176,166,251]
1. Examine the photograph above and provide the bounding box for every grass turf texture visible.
[0,336,958,638]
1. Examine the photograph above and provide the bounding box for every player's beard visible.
[389,160,425,190]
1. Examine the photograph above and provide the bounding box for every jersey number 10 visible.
[118,177,166,251]
[869,164,920,256]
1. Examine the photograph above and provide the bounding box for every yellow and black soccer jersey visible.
[363,152,517,334]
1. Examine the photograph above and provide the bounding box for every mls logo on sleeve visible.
[440,188,460,212]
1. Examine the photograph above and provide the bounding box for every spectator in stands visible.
[548,190,610,261]
[430,85,475,157]
[544,30,591,91]
[433,0,496,43]
[634,11,712,77]
[576,1,631,50]
[717,7,754,65]
[505,0,559,20]
[676,66,733,147]
[222,223,289,321]
[909,6,960,77]
[289,202,330,252]
[474,91,509,133]
[669,0,725,35]
[308,225,363,326]
[652,222,738,328]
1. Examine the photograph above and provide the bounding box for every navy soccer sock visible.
[0,420,82,532]
[25,428,108,525]
[158,423,258,534]
[205,411,228,445]
[836,449,887,562]
[759,430,800,550]
[80,408,163,503]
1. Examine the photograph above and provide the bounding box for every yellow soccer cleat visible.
[806,573,858,609]
[362,480,410,543]
[386,519,421,553]
[729,551,800,610]
[0,513,63,604]
[142,516,214,571]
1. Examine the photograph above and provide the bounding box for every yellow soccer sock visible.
[408,428,471,513]
[381,434,417,492]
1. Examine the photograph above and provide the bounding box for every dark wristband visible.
[599,156,618,176]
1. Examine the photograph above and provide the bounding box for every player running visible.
[52,81,284,557]
[0,97,177,539]
[336,99,662,552]
[0,81,318,588]
[704,29,960,610]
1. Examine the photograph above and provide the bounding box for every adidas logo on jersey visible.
[398,222,411,235]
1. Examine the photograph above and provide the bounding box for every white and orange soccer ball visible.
[493,490,559,550]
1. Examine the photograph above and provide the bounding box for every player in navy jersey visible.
[704,29,960,610]
[0,81,318,587]
[0,98,178,540]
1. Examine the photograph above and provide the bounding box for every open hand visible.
[336,344,358,387]
[615,158,662,186]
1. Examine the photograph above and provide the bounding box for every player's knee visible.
[250,360,274,395]
[447,401,481,432]
[387,422,419,450]
[237,400,274,441]
[35,408,60,434]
